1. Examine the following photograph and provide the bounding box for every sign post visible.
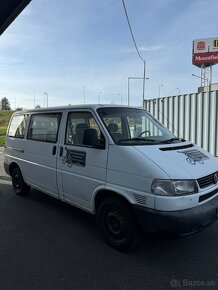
[192,37,218,88]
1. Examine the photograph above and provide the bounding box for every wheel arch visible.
[93,188,134,214]
[9,162,20,176]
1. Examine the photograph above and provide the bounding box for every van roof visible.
[13,104,142,114]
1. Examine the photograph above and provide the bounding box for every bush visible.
[0,135,5,146]
[0,126,7,135]
[0,111,12,126]
[0,111,12,146]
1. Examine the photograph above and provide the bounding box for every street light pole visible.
[118,94,122,104]
[128,76,149,107]
[142,60,146,108]
[192,73,209,84]
[98,92,102,104]
[44,92,48,107]
[192,73,209,92]
[128,77,131,106]
[83,86,86,104]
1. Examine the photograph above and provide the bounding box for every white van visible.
[4,105,218,250]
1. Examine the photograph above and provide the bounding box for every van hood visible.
[134,142,218,180]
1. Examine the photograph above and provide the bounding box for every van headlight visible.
[151,179,198,196]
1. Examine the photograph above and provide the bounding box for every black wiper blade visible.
[118,138,157,143]
[160,137,185,144]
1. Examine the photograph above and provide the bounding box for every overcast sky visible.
[0,0,218,109]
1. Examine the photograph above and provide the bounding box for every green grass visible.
[0,111,13,146]
[0,136,5,146]
[0,126,7,135]
[0,111,12,126]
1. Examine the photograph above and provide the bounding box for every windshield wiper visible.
[160,137,185,144]
[117,138,158,143]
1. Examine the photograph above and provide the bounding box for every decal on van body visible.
[178,149,209,165]
[62,147,86,167]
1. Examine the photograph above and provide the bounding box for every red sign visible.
[197,41,206,50]
[193,52,218,65]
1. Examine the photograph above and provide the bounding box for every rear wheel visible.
[11,167,31,196]
[96,197,139,251]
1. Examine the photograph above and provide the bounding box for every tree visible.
[15,107,23,111]
[35,105,41,109]
[1,97,11,111]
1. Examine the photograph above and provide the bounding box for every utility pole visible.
[142,60,146,108]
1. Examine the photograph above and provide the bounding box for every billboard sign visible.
[193,52,218,65]
[193,37,218,66]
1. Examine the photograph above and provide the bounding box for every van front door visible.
[57,110,107,210]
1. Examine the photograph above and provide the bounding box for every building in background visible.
[198,83,218,93]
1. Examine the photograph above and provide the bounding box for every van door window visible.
[8,114,28,138]
[66,112,104,146]
[28,113,61,143]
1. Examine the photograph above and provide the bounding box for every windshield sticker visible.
[178,149,209,165]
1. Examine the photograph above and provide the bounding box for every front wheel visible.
[11,167,31,196]
[96,198,139,251]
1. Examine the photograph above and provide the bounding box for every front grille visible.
[199,188,218,203]
[197,172,217,189]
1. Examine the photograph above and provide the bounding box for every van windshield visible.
[97,107,183,145]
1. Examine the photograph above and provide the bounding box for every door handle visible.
[52,145,57,155]
[59,146,63,157]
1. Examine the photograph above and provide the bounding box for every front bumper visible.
[133,195,218,235]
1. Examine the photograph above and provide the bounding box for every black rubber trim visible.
[199,188,218,203]
[159,143,194,151]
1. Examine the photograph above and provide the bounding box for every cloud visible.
[111,44,166,55]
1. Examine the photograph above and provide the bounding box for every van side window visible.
[28,113,61,143]
[66,112,103,146]
[8,115,28,139]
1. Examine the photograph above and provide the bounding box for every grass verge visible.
[0,111,13,146]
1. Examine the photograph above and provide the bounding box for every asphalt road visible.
[0,148,218,290]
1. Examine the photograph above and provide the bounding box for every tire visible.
[11,167,31,196]
[96,197,139,251]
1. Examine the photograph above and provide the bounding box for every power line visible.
[121,0,145,62]
[121,0,147,107]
